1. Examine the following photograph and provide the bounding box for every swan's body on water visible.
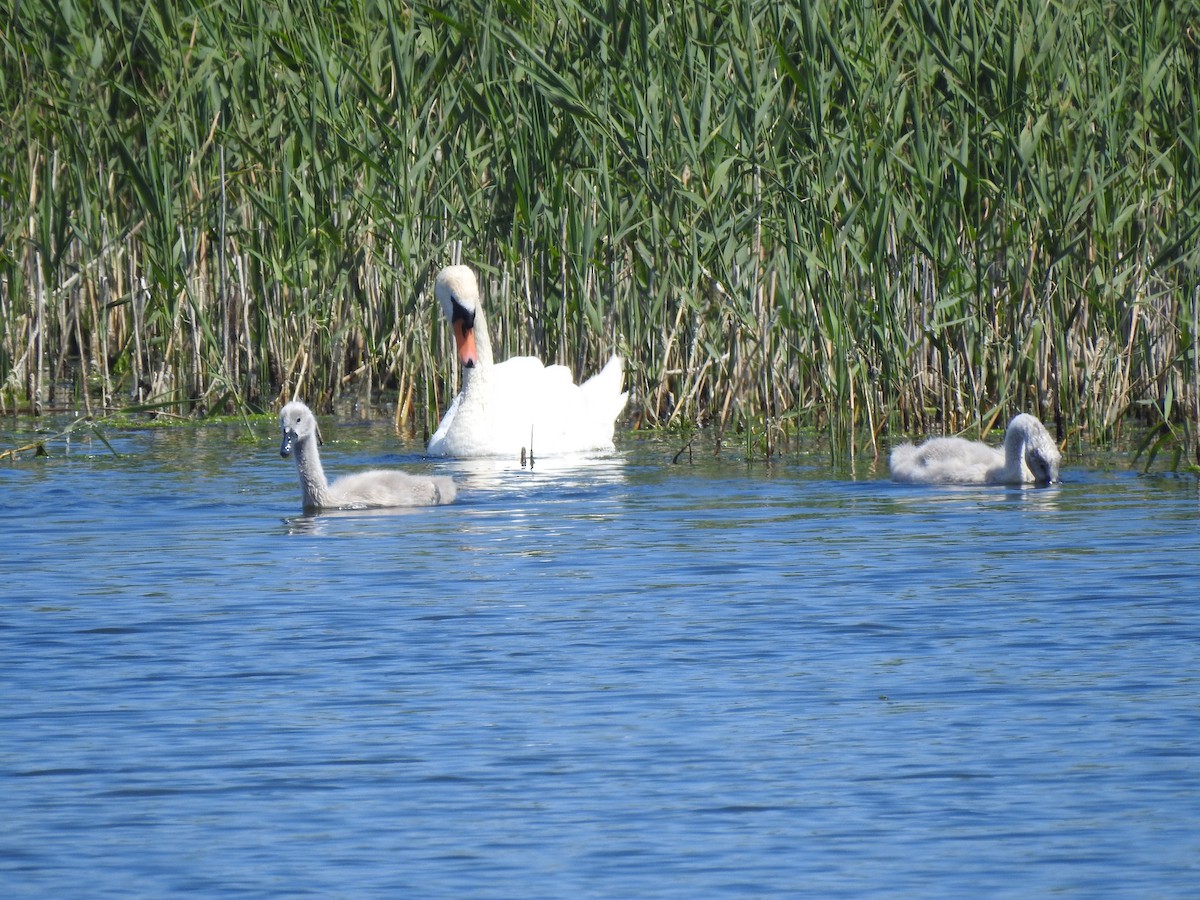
[280,401,456,511]
[427,265,628,459]
[889,413,1061,485]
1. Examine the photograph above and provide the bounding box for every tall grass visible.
[2,0,1198,461]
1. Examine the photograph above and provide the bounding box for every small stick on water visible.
[672,436,695,465]
[1,414,119,461]
[0,440,48,461]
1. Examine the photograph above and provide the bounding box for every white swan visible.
[889,413,1061,485]
[280,401,456,510]
[427,265,629,458]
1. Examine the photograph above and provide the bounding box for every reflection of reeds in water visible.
[1,0,1197,464]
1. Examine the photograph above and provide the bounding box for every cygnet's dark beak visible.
[1028,450,1058,485]
[280,433,293,458]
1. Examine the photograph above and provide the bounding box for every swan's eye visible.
[451,298,475,329]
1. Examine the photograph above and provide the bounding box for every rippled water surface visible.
[2,417,1198,897]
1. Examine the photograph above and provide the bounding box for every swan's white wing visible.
[469,355,625,456]
[580,356,629,424]
[428,352,627,458]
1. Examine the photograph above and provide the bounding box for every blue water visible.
[2,417,1198,897]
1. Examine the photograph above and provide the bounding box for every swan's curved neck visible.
[461,306,495,398]
[292,434,332,508]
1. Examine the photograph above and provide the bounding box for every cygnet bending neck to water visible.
[280,401,456,510]
[889,413,1061,485]
[427,264,628,458]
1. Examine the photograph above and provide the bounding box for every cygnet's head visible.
[1011,413,1061,484]
[435,265,481,369]
[280,400,322,458]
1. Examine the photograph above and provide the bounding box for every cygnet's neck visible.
[292,433,332,508]
[1002,425,1033,481]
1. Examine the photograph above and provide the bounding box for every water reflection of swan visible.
[280,401,457,511]
[889,414,1061,485]
[281,505,432,536]
[448,452,629,497]
[427,265,628,459]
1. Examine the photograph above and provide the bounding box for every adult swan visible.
[889,413,1062,485]
[427,265,628,459]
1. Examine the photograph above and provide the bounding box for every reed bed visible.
[2,0,1198,461]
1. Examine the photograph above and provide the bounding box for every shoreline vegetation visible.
[2,0,1198,464]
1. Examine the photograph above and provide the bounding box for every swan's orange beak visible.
[454,319,478,369]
